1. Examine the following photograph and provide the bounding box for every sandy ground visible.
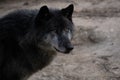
[0,0,120,80]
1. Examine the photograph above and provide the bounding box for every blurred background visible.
[0,0,120,80]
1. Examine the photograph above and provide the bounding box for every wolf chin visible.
[0,4,74,80]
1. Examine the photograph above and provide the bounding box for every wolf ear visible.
[61,4,74,20]
[35,5,51,25]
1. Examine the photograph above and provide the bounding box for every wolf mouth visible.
[54,47,73,54]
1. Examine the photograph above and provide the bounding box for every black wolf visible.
[0,4,74,80]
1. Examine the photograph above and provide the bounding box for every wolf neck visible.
[24,42,57,72]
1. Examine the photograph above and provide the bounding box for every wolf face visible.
[44,24,73,53]
[35,4,74,53]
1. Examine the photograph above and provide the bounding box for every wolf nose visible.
[67,46,74,51]
[65,45,74,53]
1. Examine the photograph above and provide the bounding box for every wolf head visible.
[35,4,74,53]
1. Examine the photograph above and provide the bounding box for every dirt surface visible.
[0,0,120,80]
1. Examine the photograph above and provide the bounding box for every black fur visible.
[0,4,74,80]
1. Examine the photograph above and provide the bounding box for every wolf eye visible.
[47,29,56,33]
[50,29,57,32]
[64,28,69,32]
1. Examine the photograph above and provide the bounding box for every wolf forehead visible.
[45,16,74,31]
